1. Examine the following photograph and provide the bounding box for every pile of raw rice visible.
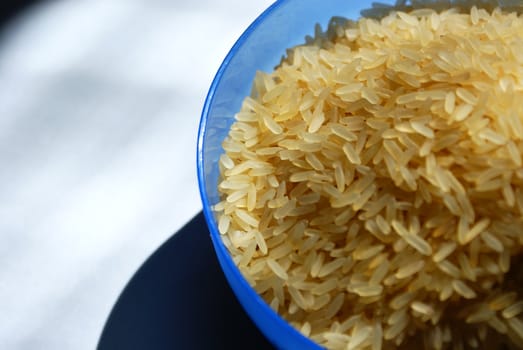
[215,2,523,349]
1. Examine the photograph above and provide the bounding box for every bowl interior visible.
[197,0,396,348]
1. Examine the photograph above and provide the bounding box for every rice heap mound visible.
[215,4,523,350]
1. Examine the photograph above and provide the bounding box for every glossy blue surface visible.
[197,0,395,349]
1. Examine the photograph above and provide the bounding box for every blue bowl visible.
[197,0,395,348]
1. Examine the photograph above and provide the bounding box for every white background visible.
[0,0,273,348]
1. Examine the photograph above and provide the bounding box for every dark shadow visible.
[97,211,274,350]
[0,0,40,36]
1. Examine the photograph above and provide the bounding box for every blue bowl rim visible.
[196,0,320,348]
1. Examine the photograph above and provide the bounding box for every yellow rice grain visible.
[216,4,523,350]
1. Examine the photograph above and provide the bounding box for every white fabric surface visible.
[0,0,273,348]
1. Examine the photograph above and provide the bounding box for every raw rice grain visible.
[216,3,523,349]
